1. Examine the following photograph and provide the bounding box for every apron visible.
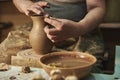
[42,0,104,54]
[37,0,105,72]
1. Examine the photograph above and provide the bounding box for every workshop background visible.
[0,0,120,74]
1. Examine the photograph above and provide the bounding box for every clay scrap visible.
[0,63,9,71]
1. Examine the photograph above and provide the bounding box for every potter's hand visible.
[44,17,81,42]
[25,1,49,16]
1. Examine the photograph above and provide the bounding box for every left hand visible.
[44,17,81,42]
[26,1,49,16]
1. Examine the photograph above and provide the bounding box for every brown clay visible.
[21,66,31,73]
[29,16,53,55]
[40,52,96,79]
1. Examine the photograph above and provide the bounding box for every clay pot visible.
[40,51,96,79]
[29,16,53,55]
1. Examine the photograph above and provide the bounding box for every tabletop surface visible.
[0,46,120,80]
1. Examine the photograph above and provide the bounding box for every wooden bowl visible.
[39,51,96,79]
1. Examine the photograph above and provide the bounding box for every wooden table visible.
[0,66,49,80]
[0,46,120,80]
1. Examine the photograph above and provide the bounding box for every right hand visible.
[25,1,49,16]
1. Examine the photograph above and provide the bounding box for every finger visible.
[44,26,56,42]
[51,37,58,42]
[35,4,45,12]
[44,26,60,35]
[24,10,30,16]
[44,18,63,29]
[44,25,49,34]
[27,7,42,15]
[34,2,49,14]
[49,17,61,21]
[44,26,64,42]
[50,36,63,42]
[37,1,50,8]
[46,34,58,43]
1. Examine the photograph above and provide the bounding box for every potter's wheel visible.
[11,49,42,67]
[0,54,7,62]
[0,53,10,64]
[17,49,41,59]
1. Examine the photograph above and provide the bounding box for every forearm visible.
[79,0,106,34]
[79,7,105,34]
[13,0,33,13]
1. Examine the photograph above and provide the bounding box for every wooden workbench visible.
[0,46,120,80]
[0,66,49,80]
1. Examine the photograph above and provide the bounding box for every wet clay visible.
[29,16,53,55]
[40,52,96,79]
[48,59,90,68]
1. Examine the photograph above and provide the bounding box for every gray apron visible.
[43,0,104,54]
[38,0,105,72]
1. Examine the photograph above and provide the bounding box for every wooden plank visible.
[11,49,42,68]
